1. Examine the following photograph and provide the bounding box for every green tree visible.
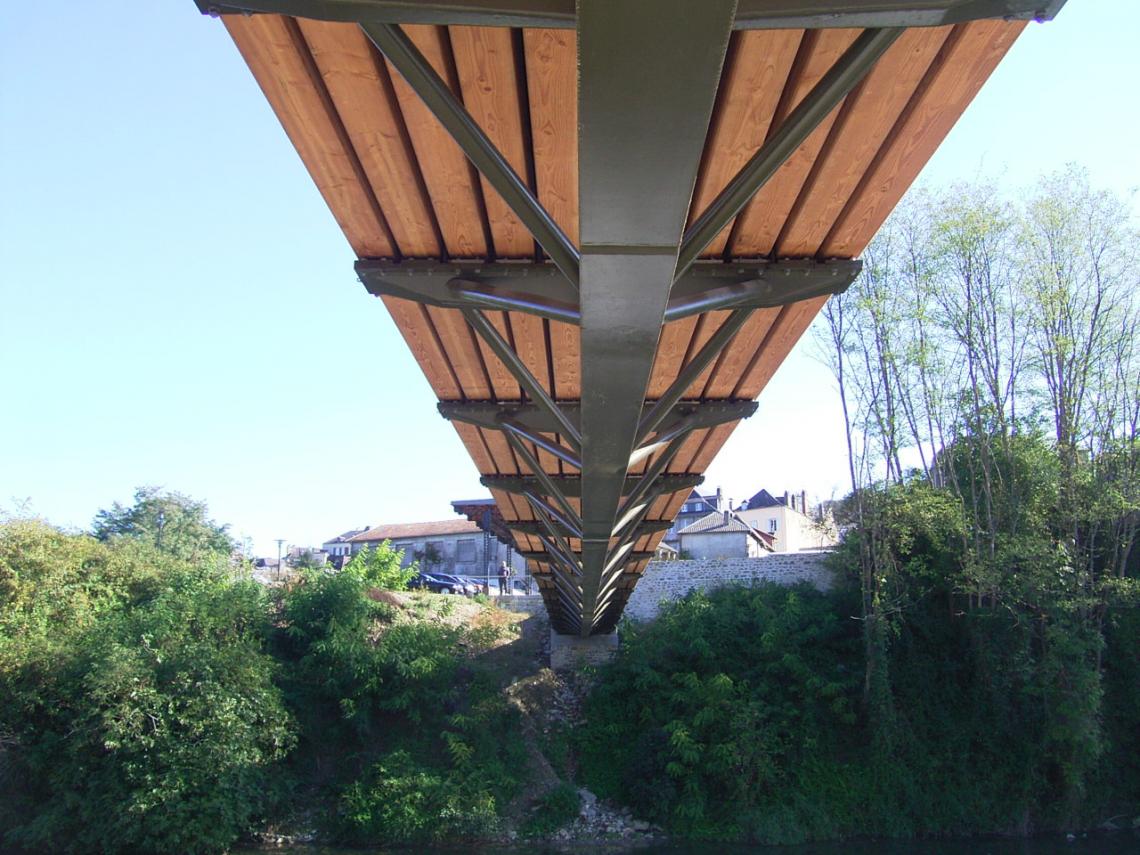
[344,540,416,590]
[92,486,233,562]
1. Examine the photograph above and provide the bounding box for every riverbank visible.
[3,522,1136,853]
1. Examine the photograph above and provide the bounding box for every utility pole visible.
[275,539,285,583]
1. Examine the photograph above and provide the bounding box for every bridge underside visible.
[201,0,1057,634]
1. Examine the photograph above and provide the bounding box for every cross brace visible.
[438,400,757,442]
[482,473,703,499]
[506,519,673,537]
[357,258,861,324]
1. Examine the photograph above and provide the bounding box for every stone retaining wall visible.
[491,594,548,617]
[624,552,836,622]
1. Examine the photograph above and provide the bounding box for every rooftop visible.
[349,519,483,542]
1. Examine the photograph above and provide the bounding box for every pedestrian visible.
[497,560,510,595]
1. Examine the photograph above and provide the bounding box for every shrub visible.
[578,583,861,841]
[522,781,581,836]
[0,521,293,854]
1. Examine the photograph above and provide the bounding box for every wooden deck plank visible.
[522,28,578,245]
[702,307,779,398]
[775,26,950,256]
[453,422,495,472]
[690,29,802,258]
[729,28,861,257]
[680,310,734,399]
[647,317,699,400]
[821,20,1025,256]
[734,296,828,398]
[378,296,461,399]
[223,14,395,258]
[387,24,488,257]
[450,25,534,257]
[297,20,441,256]
[424,305,492,398]
[548,320,580,400]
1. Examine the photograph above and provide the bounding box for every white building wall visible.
[737,506,836,552]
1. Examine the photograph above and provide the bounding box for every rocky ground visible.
[503,661,665,847]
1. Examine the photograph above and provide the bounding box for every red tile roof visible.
[348,519,482,542]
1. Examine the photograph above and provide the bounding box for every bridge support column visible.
[549,629,619,671]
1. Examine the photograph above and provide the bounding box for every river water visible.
[238,831,1138,855]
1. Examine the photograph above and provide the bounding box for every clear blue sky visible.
[2,2,1136,557]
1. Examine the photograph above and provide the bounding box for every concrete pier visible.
[549,630,619,670]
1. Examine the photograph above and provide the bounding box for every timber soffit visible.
[200,1,1058,633]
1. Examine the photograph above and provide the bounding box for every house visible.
[735,488,837,553]
[322,527,368,559]
[662,487,730,549]
[346,518,525,582]
[676,510,773,560]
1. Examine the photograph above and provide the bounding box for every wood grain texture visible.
[298,20,441,256]
[548,320,581,400]
[735,295,829,398]
[424,305,492,398]
[703,307,780,397]
[386,25,488,257]
[820,20,1026,255]
[378,296,461,398]
[647,317,700,399]
[775,25,950,256]
[729,28,861,257]
[522,28,578,245]
[454,422,495,472]
[680,311,735,399]
[450,25,534,257]
[690,29,802,257]
[224,14,395,258]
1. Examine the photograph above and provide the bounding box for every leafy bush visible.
[0,520,293,854]
[522,781,581,836]
[342,540,416,590]
[338,749,499,842]
[578,583,860,841]
[277,567,526,844]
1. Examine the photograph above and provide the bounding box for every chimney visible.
[801,491,807,514]
[783,490,790,507]
[716,486,723,510]
[723,510,731,525]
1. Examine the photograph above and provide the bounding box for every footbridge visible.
[195,0,1064,635]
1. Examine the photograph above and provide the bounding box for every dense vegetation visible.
[0,491,526,853]
[0,516,293,853]
[580,473,1138,842]
[579,170,1139,843]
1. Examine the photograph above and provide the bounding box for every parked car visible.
[407,572,477,596]
[432,573,480,596]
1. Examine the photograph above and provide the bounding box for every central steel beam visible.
[575,0,736,635]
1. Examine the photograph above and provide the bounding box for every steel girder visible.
[356,258,862,323]
[574,0,737,636]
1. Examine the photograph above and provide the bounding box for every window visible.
[456,538,476,562]
[768,518,778,533]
